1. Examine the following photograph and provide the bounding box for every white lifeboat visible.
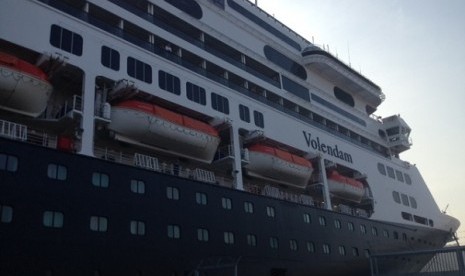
[0,52,52,117]
[108,100,220,163]
[245,144,313,188]
[327,170,364,203]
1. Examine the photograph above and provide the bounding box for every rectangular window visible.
[224,231,234,244]
[186,82,206,105]
[101,46,120,71]
[239,104,250,123]
[130,220,146,236]
[0,153,18,172]
[266,206,275,218]
[395,170,404,182]
[90,216,108,232]
[50,24,83,56]
[159,70,180,95]
[247,234,257,247]
[303,213,311,224]
[289,239,298,251]
[322,244,331,254]
[222,197,232,210]
[130,179,145,194]
[211,93,229,114]
[253,110,264,128]
[167,224,181,239]
[306,241,315,253]
[47,163,67,180]
[244,201,254,214]
[386,166,395,179]
[318,216,326,226]
[92,172,109,188]
[401,193,410,206]
[0,204,13,223]
[43,211,64,228]
[197,228,209,242]
[195,192,208,205]
[269,237,279,249]
[166,186,180,200]
[127,57,152,83]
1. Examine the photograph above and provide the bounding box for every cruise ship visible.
[0,0,460,275]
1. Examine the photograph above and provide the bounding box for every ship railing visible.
[133,153,160,172]
[94,147,134,165]
[192,168,216,184]
[0,119,27,141]
[261,185,315,206]
[26,130,58,149]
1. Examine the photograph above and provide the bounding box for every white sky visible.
[254,0,465,240]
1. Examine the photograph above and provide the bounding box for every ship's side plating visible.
[0,0,459,275]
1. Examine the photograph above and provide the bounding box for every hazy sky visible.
[254,0,465,240]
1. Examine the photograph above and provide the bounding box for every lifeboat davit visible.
[108,100,220,163]
[245,144,313,188]
[327,171,364,203]
[0,52,52,117]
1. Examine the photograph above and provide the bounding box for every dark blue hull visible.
[0,138,449,275]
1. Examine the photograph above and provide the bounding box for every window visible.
[371,227,378,236]
[197,228,209,242]
[43,211,64,228]
[360,224,367,234]
[166,186,180,200]
[0,204,13,223]
[334,87,354,107]
[247,234,257,247]
[303,213,311,224]
[334,219,341,229]
[401,194,410,206]
[318,216,326,226]
[159,70,180,95]
[392,191,401,203]
[224,232,234,244]
[244,201,254,214]
[92,172,109,188]
[364,249,371,258]
[101,46,120,71]
[393,231,399,240]
[222,197,232,210]
[306,242,315,253]
[239,104,250,123]
[322,244,331,255]
[186,82,206,105]
[130,180,145,194]
[402,233,408,241]
[270,237,279,249]
[404,174,412,185]
[395,170,404,182]
[196,192,208,205]
[348,222,354,232]
[289,239,298,251]
[47,164,67,180]
[409,196,417,209]
[127,57,152,83]
[264,45,307,79]
[167,225,181,239]
[383,229,389,238]
[50,25,83,56]
[90,216,108,232]
[386,166,395,179]
[402,212,413,221]
[253,111,264,128]
[211,93,229,114]
[352,247,359,257]
[130,220,145,236]
[266,206,275,218]
[338,245,346,256]
[0,153,18,172]
[377,163,386,176]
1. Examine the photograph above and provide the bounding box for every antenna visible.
[347,41,351,67]
[442,204,449,214]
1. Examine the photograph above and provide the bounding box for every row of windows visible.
[401,212,434,227]
[50,24,83,56]
[46,2,390,159]
[378,163,412,185]
[392,191,417,209]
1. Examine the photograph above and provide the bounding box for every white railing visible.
[0,119,27,141]
[133,153,160,171]
[192,168,216,183]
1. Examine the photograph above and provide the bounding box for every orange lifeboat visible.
[0,52,52,117]
[245,144,313,188]
[327,170,364,202]
[108,100,220,163]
